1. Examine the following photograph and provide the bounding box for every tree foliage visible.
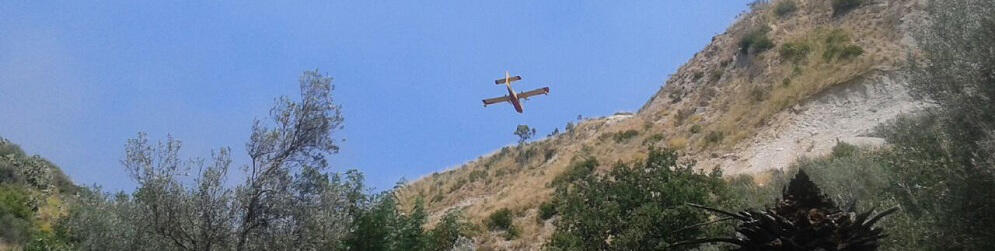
[896,0,995,248]
[514,125,536,145]
[546,148,727,250]
[47,70,475,251]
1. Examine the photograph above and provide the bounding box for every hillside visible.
[399,0,928,249]
[0,137,78,249]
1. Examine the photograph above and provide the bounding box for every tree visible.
[344,191,400,250]
[89,70,353,251]
[122,133,233,250]
[394,197,428,250]
[897,0,995,248]
[546,148,726,250]
[237,70,345,249]
[514,125,535,145]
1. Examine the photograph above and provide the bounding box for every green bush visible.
[779,41,811,62]
[832,0,862,15]
[486,208,513,231]
[538,201,557,220]
[838,45,863,59]
[546,148,727,250]
[613,129,639,143]
[822,29,863,61]
[774,0,798,17]
[740,25,774,55]
[0,186,33,244]
[427,209,473,251]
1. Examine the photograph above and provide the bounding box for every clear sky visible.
[0,1,751,192]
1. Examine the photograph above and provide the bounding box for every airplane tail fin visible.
[494,76,522,85]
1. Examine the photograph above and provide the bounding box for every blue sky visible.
[0,1,750,192]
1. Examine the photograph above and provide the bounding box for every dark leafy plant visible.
[680,170,897,250]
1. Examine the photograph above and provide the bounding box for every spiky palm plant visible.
[678,170,897,250]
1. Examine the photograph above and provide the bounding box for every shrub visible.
[538,201,557,220]
[427,209,473,251]
[710,69,723,81]
[468,170,486,183]
[449,178,466,192]
[0,186,33,244]
[543,147,556,162]
[613,130,639,143]
[486,208,513,231]
[705,131,725,143]
[822,29,863,61]
[779,41,811,62]
[642,134,665,146]
[838,45,863,59]
[740,25,774,55]
[516,146,538,164]
[503,225,519,240]
[774,0,798,17]
[832,0,862,15]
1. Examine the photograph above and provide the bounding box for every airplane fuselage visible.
[504,81,524,113]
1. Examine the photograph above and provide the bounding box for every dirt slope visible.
[400,1,926,249]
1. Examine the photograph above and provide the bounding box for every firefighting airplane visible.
[482,72,550,113]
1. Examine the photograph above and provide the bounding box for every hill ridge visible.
[401,0,925,248]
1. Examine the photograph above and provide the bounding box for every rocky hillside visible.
[400,0,928,249]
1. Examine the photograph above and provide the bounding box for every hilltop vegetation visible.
[0,138,78,249]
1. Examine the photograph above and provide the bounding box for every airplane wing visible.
[482,95,512,106]
[517,87,550,100]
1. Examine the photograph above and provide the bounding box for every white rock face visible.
[702,73,932,175]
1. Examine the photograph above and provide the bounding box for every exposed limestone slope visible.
[400,1,926,249]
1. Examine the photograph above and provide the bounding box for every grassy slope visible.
[400,0,919,249]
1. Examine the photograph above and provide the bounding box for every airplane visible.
[482,71,550,113]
